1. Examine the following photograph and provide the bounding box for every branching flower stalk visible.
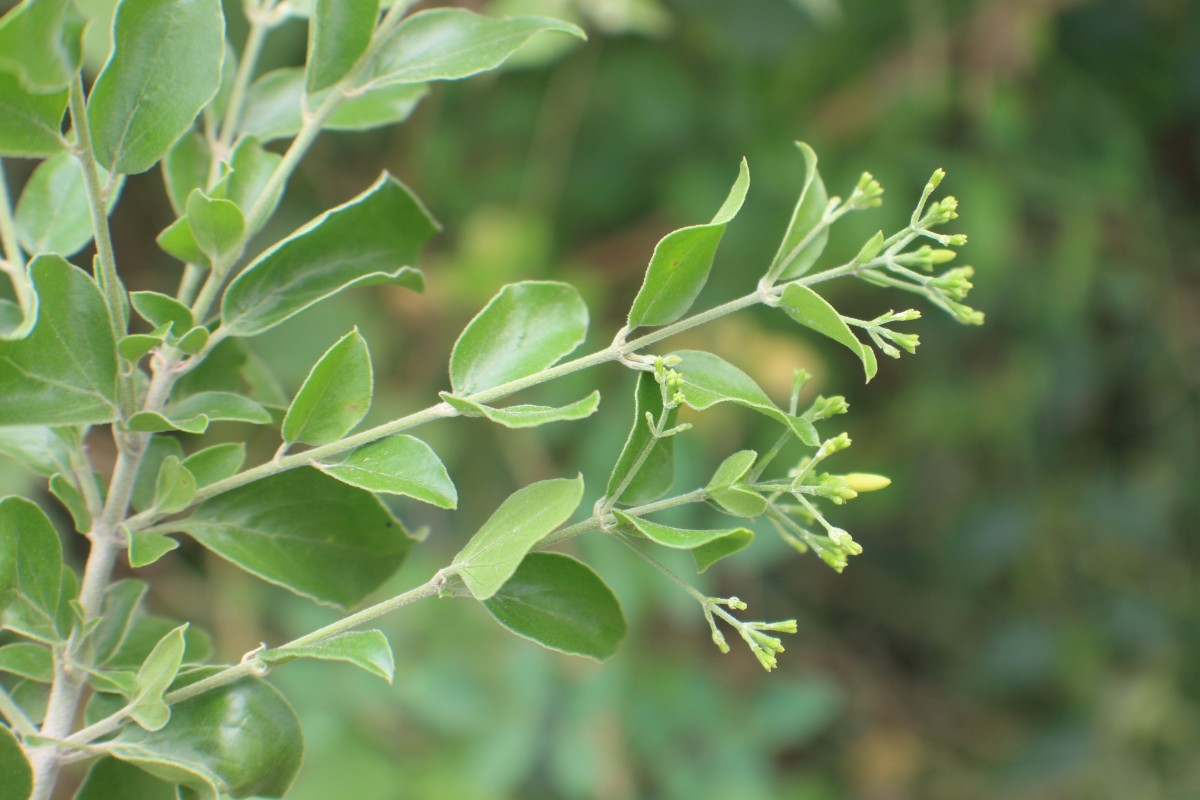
[0,1,984,797]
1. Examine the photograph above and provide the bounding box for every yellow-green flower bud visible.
[841,473,891,492]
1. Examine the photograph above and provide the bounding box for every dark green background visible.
[4,0,1197,797]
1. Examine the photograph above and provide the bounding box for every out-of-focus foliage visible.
[3,0,1194,797]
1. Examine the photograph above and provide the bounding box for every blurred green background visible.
[6,0,1200,797]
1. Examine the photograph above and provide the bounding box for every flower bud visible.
[841,473,891,492]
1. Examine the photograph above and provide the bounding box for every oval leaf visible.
[130,291,193,334]
[615,511,751,551]
[186,189,245,262]
[316,434,456,509]
[89,579,149,666]
[0,72,66,158]
[112,674,302,799]
[771,141,830,280]
[627,158,749,328]
[483,553,625,660]
[168,391,272,427]
[130,624,187,731]
[366,8,585,87]
[0,0,84,92]
[282,329,373,447]
[778,284,878,382]
[264,629,394,683]
[87,0,225,173]
[0,256,119,426]
[16,152,121,257]
[606,371,677,506]
[706,449,757,492]
[162,131,210,216]
[449,281,588,396]
[438,390,599,429]
[452,476,584,600]
[0,497,65,643]
[0,725,32,800]
[671,350,819,445]
[306,0,378,93]
[76,757,178,800]
[0,642,53,682]
[221,173,437,336]
[240,67,428,143]
[126,529,180,569]
[181,443,246,489]
[174,468,416,609]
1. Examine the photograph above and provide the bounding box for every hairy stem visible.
[127,261,883,533]
[67,79,126,343]
[67,489,710,750]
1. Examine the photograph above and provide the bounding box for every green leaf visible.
[174,468,415,609]
[778,284,877,382]
[211,136,282,234]
[615,511,753,572]
[316,435,456,509]
[0,0,84,92]
[706,450,757,491]
[87,0,225,173]
[89,579,148,665]
[0,726,32,800]
[186,189,244,262]
[107,614,210,669]
[438,390,599,429]
[704,449,768,517]
[483,553,625,660]
[627,158,749,328]
[129,624,187,731]
[15,152,121,257]
[121,329,172,363]
[0,642,53,682]
[606,371,677,506]
[282,329,372,447]
[126,529,179,569]
[0,256,119,426]
[366,8,585,87]
[131,437,184,514]
[264,629,393,683]
[130,392,272,434]
[174,326,209,355]
[692,531,755,573]
[111,674,302,799]
[449,281,587,395]
[0,497,64,643]
[240,67,427,143]
[221,173,437,337]
[151,456,195,515]
[771,141,830,280]
[452,476,584,600]
[0,72,66,158]
[306,0,378,93]
[131,291,193,334]
[49,472,91,532]
[126,410,207,435]
[155,215,206,266]
[181,443,245,488]
[0,427,72,477]
[76,757,178,800]
[162,130,210,216]
[671,350,819,446]
[708,486,768,518]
